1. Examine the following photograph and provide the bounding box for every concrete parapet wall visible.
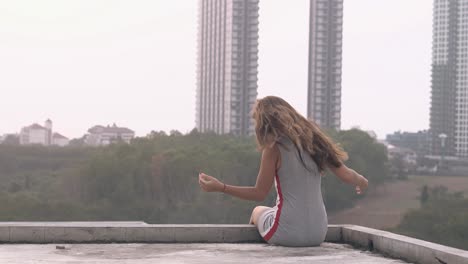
[0,222,466,264]
[0,222,341,244]
[341,225,468,264]
[0,222,260,243]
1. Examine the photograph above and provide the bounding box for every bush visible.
[392,185,468,250]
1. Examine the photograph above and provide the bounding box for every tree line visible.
[0,129,389,223]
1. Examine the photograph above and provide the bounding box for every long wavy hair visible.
[252,96,348,172]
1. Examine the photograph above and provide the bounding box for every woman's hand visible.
[199,173,224,192]
[355,174,368,195]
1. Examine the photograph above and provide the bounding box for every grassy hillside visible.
[329,175,468,229]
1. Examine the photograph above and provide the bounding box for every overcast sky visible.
[0,0,432,139]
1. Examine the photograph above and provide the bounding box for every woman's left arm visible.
[199,145,278,202]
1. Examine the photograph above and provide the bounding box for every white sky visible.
[0,0,432,139]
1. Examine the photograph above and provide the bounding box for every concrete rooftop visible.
[0,222,466,264]
[0,243,409,264]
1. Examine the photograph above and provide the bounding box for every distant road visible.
[328,175,468,229]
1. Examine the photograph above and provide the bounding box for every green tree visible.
[322,129,389,211]
[420,185,429,206]
[394,185,468,250]
[69,136,86,146]
[2,134,20,145]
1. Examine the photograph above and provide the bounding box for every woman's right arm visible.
[328,164,368,194]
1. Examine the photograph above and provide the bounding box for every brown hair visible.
[252,96,348,172]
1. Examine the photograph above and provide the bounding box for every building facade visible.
[307,0,343,130]
[430,0,468,157]
[386,130,431,157]
[52,133,70,147]
[20,123,49,145]
[196,0,259,136]
[19,119,68,146]
[86,124,135,146]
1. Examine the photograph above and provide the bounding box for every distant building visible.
[387,144,418,177]
[387,145,418,166]
[386,130,431,157]
[195,0,259,136]
[20,120,52,146]
[430,0,468,157]
[19,119,68,146]
[86,124,135,146]
[52,133,69,147]
[307,0,344,130]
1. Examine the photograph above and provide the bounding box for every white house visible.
[85,124,135,146]
[20,122,50,145]
[52,132,69,147]
[19,119,69,146]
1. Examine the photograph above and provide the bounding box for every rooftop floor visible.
[0,222,466,264]
[0,243,409,264]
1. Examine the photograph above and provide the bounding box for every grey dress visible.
[259,136,328,247]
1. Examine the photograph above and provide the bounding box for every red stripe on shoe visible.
[263,173,283,241]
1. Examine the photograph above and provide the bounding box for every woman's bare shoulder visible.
[263,141,280,155]
[262,142,281,170]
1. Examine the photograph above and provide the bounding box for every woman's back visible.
[199,96,367,247]
[264,137,328,247]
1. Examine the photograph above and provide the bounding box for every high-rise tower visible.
[196,0,259,136]
[430,0,467,157]
[307,0,343,130]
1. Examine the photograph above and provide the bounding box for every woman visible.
[198,96,368,247]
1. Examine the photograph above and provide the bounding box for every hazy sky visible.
[0,0,432,139]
